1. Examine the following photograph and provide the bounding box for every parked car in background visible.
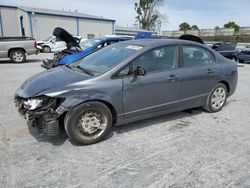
[0,37,38,63]
[237,48,250,63]
[205,41,237,61]
[42,31,131,69]
[41,27,84,69]
[37,35,83,53]
[15,39,238,145]
[58,36,132,65]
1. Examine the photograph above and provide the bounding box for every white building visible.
[0,5,115,40]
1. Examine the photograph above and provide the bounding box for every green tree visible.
[135,0,167,31]
[191,25,199,30]
[179,22,191,32]
[224,21,240,32]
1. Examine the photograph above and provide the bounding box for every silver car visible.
[15,39,238,145]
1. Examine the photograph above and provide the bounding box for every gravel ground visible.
[0,53,250,188]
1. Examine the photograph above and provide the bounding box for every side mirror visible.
[212,44,220,50]
[134,66,146,76]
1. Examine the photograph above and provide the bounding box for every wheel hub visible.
[78,112,104,135]
[211,87,226,109]
[13,52,23,62]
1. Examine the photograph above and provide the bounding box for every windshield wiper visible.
[75,65,95,76]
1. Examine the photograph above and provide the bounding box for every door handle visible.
[206,69,214,74]
[167,74,178,81]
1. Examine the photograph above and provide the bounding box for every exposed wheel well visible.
[8,48,26,57]
[219,81,230,94]
[43,45,50,48]
[94,100,117,124]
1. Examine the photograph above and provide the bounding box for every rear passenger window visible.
[132,45,178,73]
[183,45,215,67]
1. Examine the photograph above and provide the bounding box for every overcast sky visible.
[1,0,249,31]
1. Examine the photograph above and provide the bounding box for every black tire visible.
[64,101,113,145]
[43,46,51,53]
[203,83,228,112]
[9,50,26,63]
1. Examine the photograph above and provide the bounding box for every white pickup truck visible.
[0,37,39,63]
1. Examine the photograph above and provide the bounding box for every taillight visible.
[34,41,37,48]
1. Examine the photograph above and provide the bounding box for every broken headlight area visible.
[14,95,65,136]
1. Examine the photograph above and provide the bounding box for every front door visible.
[121,45,181,119]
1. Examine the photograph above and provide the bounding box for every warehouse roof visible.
[0,5,115,22]
[115,25,153,33]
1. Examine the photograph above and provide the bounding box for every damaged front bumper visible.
[41,52,66,69]
[41,59,54,69]
[14,95,65,136]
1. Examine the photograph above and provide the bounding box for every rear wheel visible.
[10,50,26,63]
[64,101,112,145]
[203,83,227,112]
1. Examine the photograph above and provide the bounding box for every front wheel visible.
[64,101,113,145]
[203,83,227,112]
[43,46,51,53]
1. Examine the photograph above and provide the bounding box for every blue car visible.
[59,36,132,65]
[237,48,250,63]
[41,29,131,69]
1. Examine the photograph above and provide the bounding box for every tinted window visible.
[219,43,235,51]
[241,50,250,55]
[132,45,178,73]
[183,45,215,67]
[80,38,101,50]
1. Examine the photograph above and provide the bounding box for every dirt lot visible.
[0,54,250,188]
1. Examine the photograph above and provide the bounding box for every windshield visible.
[80,38,101,50]
[71,43,143,75]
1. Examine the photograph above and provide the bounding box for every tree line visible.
[134,0,241,33]
[179,21,241,32]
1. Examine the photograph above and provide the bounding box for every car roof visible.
[120,39,207,48]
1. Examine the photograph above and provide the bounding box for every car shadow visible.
[28,125,68,146]
[0,59,42,64]
[28,107,204,146]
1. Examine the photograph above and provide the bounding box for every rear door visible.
[180,45,218,105]
[120,45,181,119]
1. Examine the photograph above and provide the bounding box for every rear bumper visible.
[228,69,238,98]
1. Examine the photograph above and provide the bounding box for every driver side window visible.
[132,45,178,73]
[117,45,178,76]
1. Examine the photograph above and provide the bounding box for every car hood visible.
[16,67,91,98]
[53,27,81,49]
[37,40,45,44]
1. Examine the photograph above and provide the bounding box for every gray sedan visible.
[14,39,238,145]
